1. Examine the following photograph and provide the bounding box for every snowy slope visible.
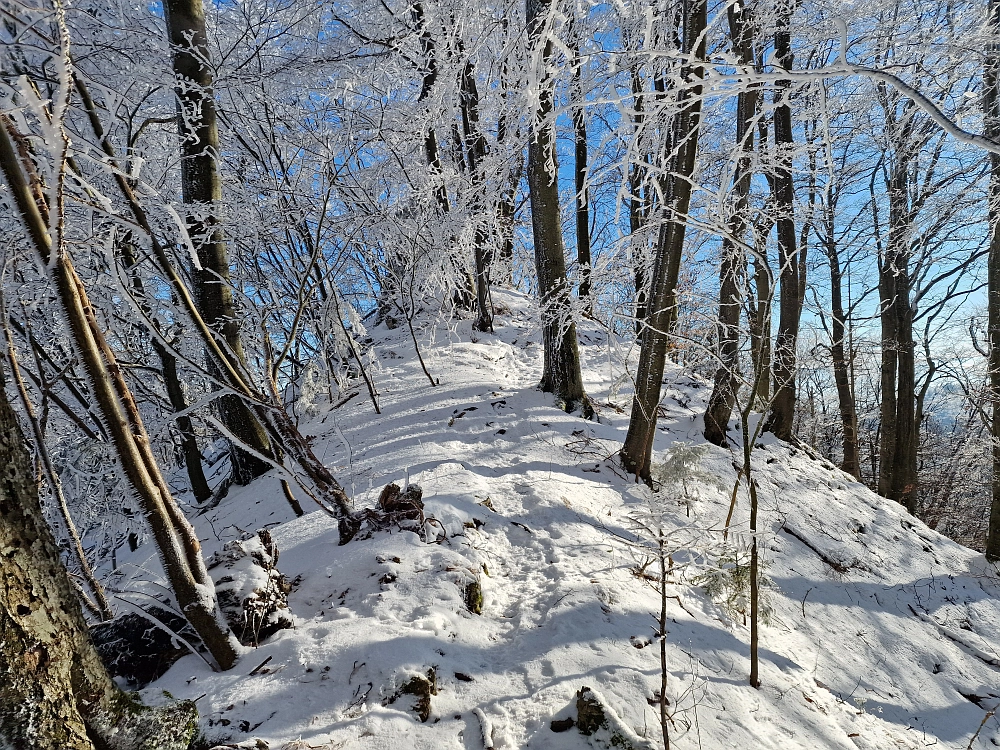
[137,290,1000,749]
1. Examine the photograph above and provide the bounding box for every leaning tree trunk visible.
[620,0,707,481]
[163,0,275,485]
[0,359,197,750]
[986,0,1000,561]
[525,0,591,415]
[0,113,241,671]
[704,1,759,446]
[120,233,212,503]
[763,0,801,442]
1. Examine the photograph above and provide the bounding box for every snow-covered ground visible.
[132,291,1000,749]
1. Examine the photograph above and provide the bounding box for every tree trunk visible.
[620,0,707,480]
[460,60,494,333]
[0,360,197,750]
[704,2,758,446]
[572,30,593,310]
[877,135,919,514]
[629,66,650,333]
[525,0,591,415]
[163,0,275,485]
[986,0,1000,561]
[824,207,861,479]
[764,1,800,442]
[119,234,212,503]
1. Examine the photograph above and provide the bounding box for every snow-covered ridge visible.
[142,291,1000,749]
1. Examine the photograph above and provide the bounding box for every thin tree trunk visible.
[620,0,707,480]
[411,0,449,214]
[824,208,861,479]
[764,0,800,442]
[119,234,212,503]
[877,131,918,513]
[705,2,758,446]
[572,31,593,310]
[460,60,494,333]
[749,216,773,407]
[163,0,275,485]
[630,66,650,333]
[525,0,591,415]
[985,0,1000,560]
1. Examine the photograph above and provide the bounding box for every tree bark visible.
[704,2,758,446]
[986,0,1000,560]
[572,29,593,310]
[0,359,197,750]
[163,0,275,485]
[620,0,707,480]
[460,60,494,333]
[876,104,919,514]
[823,204,862,478]
[764,0,801,442]
[525,0,591,415]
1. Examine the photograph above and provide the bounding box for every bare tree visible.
[525,0,591,415]
[620,0,707,480]
[163,0,276,485]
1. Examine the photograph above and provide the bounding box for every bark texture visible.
[163,0,275,485]
[525,0,590,415]
[763,0,801,442]
[620,0,706,480]
[704,3,758,446]
[0,362,197,750]
[987,0,1000,561]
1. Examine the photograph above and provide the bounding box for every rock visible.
[91,604,194,688]
[576,686,606,735]
[575,686,656,750]
[463,579,483,615]
[550,717,575,732]
[378,482,424,519]
[207,529,293,647]
[390,668,438,722]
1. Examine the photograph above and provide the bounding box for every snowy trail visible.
[133,291,1000,749]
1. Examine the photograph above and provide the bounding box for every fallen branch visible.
[780,525,852,573]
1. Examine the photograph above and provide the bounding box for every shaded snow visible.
[135,290,1000,749]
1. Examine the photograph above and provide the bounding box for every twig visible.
[248,655,273,675]
[967,702,998,749]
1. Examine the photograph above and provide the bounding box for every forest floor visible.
[130,291,1000,749]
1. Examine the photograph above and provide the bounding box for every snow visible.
[136,289,1000,749]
